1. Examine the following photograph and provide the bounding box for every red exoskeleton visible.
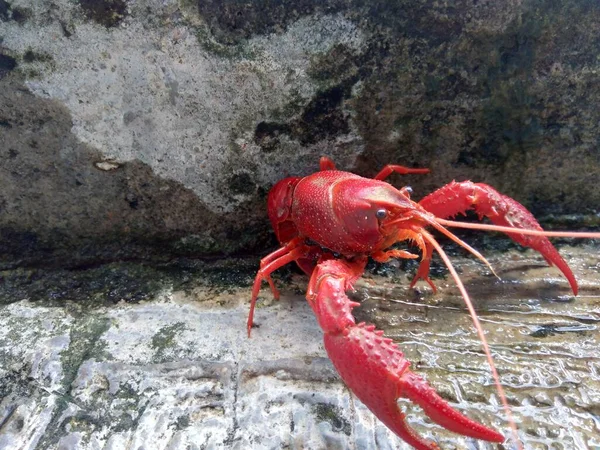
[249,157,600,449]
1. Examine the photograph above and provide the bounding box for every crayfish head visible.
[363,181,499,279]
[334,179,430,252]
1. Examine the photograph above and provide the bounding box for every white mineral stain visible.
[2,1,366,212]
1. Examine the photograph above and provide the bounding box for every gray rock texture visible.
[1,248,599,449]
[1,1,600,449]
[1,0,599,265]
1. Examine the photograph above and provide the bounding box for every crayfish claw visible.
[419,180,578,294]
[324,323,504,449]
[399,371,505,444]
[372,248,420,262]
[308,258,504,449]
[410,256,438,293]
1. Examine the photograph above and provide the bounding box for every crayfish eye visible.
[375,209,388,219]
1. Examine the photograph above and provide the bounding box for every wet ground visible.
[0,242,599,449]
[351,243,600,449]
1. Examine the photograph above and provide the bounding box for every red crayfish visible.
[249,157,600,449]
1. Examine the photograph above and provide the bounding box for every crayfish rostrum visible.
[249,157,600,450]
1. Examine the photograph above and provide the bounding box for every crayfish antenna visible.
[423,217,500,279]
[436,218,600,296]
[422,230,522,450]
[384,215,499,279]
[436,218,600,240]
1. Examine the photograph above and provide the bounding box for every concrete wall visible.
[1,0,599,267]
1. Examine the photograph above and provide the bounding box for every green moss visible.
[195,25,258,60]
[307,43,361,90]
[178,0,259,59]
[22,68,40,78]
[151,322,186,362]
[78,0,128,28]
[22,48,53,64]
[34,315,112,449]
[0,257,263,310]
[538,214,600,230]
[17,48,55,79]
[60,316,112,387]
[312,403,351,436]
[51,378,149,440]
[0,263,166,307]
[173,233,222,254]
[64,412,103,438]
[268,88,308,122]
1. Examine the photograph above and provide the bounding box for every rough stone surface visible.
[2,2,600,449]
[1,246,599,449]
[1,0,599,265]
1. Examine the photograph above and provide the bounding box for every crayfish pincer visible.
[249,157,600,450]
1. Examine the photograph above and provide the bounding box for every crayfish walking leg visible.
[306,258,505,450]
